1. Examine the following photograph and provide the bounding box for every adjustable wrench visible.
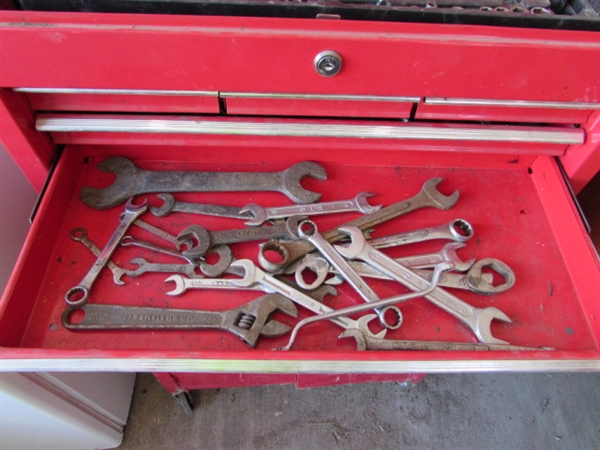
[228,259,386,340]
[65,198,148,306]
[334,226,512,345]
[294,219,403,330]
[369,219,474,249]
[150,193,250,220]
[179,215,305,258]
[82,157,328,209]
[340,329,552,352]
[61,294,298,348]
[258,177,459,273]
[240,192,382,227]
[70,227,126,285]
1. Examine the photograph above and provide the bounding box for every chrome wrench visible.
[368,218,474,249]
[150,193,250,220]
[65,198,148,306]
[294,219,403,330]
[125,257,202,279]
[258,177,459,273]
[82,157,328,209]
[240,192,382,226]
[228,259,386,340]
[70,227,127,285]
[334,226,512,345]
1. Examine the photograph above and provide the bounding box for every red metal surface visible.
[0,145,597,370]
[561,111,600,194]
[415,103,593,125]
[0,89,54,191]
[24,92,220,114]
[1,11,599,102]
[224,97,414,119]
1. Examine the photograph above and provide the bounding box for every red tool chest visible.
[1,3,599,401]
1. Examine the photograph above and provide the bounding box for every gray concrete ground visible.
[118,372,600,449]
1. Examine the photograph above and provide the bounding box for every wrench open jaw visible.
[62,293,298,347]
[334,226,512,345]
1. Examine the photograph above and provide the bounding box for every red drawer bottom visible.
[1,143,598,373]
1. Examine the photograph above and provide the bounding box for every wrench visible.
[179,215,305,259]
[130,217,190,250]
[340,329,552,352]
[334,226,512,345]
[150,193,250,220]
[276,262,451,351]
[240,192,382,227]
[394,243,475,272]
[120,236,199,264]
[368,219,474,249]
[126,257,202,279]
[258,177,459,273]
[228,259,386,340]
[70,227,127,285]
[294,219,403,330]
[81,157,328,210]
[65,198,148,306]
[61,294,298,348]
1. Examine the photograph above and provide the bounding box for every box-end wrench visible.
[179,215,306,259]
[276,262,451,351]
[65,198,148,306]
[339,329,553,352]
[150,193,250,220]
[81,157,328,210]
[334,226,512,345]
[258,177,459,273]
[61,294,298,348]
[240,192,382,227]
[394,243,475,272]
[293,219,403,330]
[369,218,474,249]
[228,259,386,340]
[70,227,127,285]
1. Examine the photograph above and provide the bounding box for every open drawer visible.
[1,139,598,373]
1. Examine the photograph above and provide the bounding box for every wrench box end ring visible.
[65,286,89,306]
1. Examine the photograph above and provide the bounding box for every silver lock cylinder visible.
[314,50,342,77]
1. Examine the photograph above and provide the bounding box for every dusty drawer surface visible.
[1,145,598,372]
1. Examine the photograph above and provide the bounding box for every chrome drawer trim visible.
[220,92,420,103]
[425,97,599,110]
[14,88,218,97]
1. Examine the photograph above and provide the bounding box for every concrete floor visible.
[117,172,600,450]
[118,372,600,449]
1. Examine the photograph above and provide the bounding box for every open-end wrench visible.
[369,219,474,249]
[61,294,298,348]
[150,193,250,220]
[125,257,202,279]
[240,192,382,227]
[293,219,403,330]
[258,177,459,273]
[228,259,386,340]
[120,236,198,264]
[179,215,305,259]
[130,217,190,250]
[276,263,451,351]
[65,198,148,306]
[81,157,328,210]
[70,227,127,285]
[339,329,552,352]
[334,226,512,345]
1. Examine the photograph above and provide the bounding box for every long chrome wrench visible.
[70,227,127,285]
[258,177,459,273]
[368,219,474,249]
[150,193,250,220]
[65,198,148,306]
[228,259,386,340]
[240,192,382,226]
[334,226,512,345]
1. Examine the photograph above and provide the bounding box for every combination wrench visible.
[240,192,382,227]
[150,193,250,220]
[125,257,202,279]
[81,157,328,209]
[62,294,298,348]
[70,227,127,285]
[65,198,148,306]
[130,217,190,250]
[258,177,459,273]
[293,219,403,330]
[228,259,387,340]
[368,218,474,249]
[334,226,512,345]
